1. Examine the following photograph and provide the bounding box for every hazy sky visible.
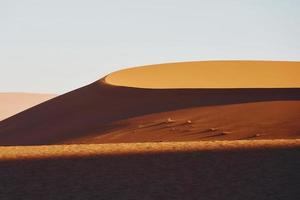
[1,0,300,94]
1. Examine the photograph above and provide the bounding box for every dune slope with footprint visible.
[67,100,300,144]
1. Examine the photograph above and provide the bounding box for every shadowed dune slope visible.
[0,61,299,145]
[0,140,300,200]
[65,101,300,144]
[0,93,55,121]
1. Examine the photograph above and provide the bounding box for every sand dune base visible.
[0,140,299,200]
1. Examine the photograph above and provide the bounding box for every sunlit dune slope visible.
[106,61,300,88]
[0,61,299,146]
[0,93,56,121]
[0,140,300,199]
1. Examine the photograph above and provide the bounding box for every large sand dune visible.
[0,93,55,121]
[0,61,299,145]
[1,61,300,199]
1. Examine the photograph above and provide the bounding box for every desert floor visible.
[0,140,299,200]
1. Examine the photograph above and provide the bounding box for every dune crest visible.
[106,61,300,88]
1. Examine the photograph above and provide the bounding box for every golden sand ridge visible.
[0,139,299,160]
[106,61,300,88]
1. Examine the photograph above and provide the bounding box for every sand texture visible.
[0,140,299,200]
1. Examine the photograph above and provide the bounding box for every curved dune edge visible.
[1,139,299,160]
[105,61,300,89]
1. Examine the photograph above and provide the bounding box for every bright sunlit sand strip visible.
[1,139,300,160]
[105,61,300,88]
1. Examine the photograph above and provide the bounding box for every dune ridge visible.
[106,61,300,89]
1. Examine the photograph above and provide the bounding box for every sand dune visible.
[0,93,55,121]
[1,61,300,199]
[0,140,299,199]
[0,61,299,145]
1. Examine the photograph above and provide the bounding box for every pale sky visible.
[1,0,300,94]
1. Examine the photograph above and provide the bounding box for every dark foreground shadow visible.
[0,146,300,200]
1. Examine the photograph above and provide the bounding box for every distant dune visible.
[0,93,56,121]
[0,61,299,145]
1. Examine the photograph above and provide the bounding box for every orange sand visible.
[106,61,300,88]
[0,140,299,199]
